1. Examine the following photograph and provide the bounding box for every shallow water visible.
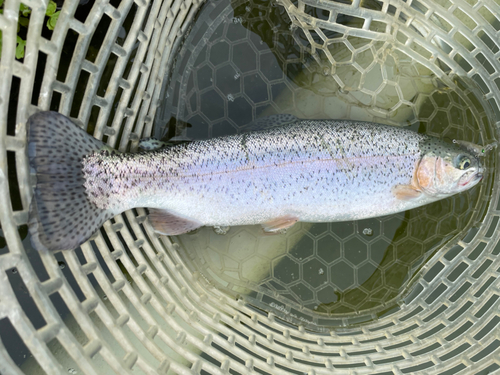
[156,0,496,330]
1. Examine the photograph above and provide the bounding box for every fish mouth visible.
[459,170,483,187]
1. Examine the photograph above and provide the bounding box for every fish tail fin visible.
[28,111,114,252]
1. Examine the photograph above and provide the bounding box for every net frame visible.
[0,0,500,374]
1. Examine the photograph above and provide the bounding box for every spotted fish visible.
[27,111,485,252]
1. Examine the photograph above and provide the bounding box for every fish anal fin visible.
[148,209,202,235]
[262,215,299,233]
[392,185,422,201]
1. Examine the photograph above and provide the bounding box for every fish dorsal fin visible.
[148,209,202,235]
[138,138,169,151]
[138,137,193,151]
[240,114,299,133]
[149,115,299,147]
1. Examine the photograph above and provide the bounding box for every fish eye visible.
[458,156,471,170]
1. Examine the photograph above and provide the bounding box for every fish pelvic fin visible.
[28,111,114,252]
[262,215,299,233]
[148,209,202,235]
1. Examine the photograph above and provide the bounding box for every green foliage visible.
[16,35,25,59]
[0,0,59,60]
[19,3,30,16]
[0,1,2,57]
[18,16,29,27]
[45,0,59,32]
[46,0,56,16]
[47,11,60,31]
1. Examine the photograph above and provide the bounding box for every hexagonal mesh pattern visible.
[0,0,500,374]
[157,0,496,329]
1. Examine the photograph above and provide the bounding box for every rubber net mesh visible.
[1,0,500,374]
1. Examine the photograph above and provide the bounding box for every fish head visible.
[416,139,483,197]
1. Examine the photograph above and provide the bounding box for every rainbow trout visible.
[28,111,484,252]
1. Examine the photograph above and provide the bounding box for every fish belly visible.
[147,157,418,226]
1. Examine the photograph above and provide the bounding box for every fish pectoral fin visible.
[392,185,422,201]
[148,209,202,235]
[262,216,299,233]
